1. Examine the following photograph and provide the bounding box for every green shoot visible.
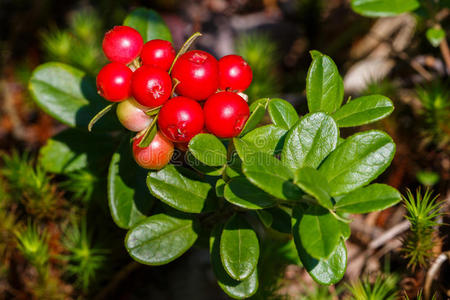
[347,274,398,300]
[61,170,98,204]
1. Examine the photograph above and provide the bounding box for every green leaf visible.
[240,98,268,136]
[331,95,394,127]
[294,167,333,209]
[123,8,172,42]
[306,51,344,114]
[215,178,226,198]
[210,224,258,299]
[335,184,401,213]
[224,177,277,209]
[242,152,302,200]
[188,134,227,166]
[319,130,395,196]
[137,115,158,148]
[351,0,420,17]
[147,165,216,213]
[298,205,341,259]
[39,128,116,174]
[186,152,225,176]
[282,112,338,170]
[220,214,260,281]
[426,27,446,47]
[266,207,292,234]
[125,213,198,265]
[256,210,273,228]
[235,125,287,160]
[268,98,299,130]
[339,220,351,240]
[29,62,120,130]
[108,138,154,229]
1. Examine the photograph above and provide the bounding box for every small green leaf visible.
[339,220,351,240]
[268,98,299,130]
[319,130,395,196]
[240,98,268,136]
[426,27,446,47]
[298,205,341,259]
[242,152,302,200]
[224,177,277,209]
[186,152,225,176]
[331,95,394,127]
[294,167,333,209]
[220,214,260,281]
[125,213,198,265]
[88,103,115,132]
[123,8,172,42]
[210,224,258,299]
[235,125,287,160]
[215,178,226,198]
[138,115,158,148]
[108,137,154,229]
[29,62,120,130]
[189,134,227,166]
[351,0,420,17]
[306,51,344,114]
[169,32,202,73]
[267,207,292,234]
[256,210,273,228]
[282,112,338,171]
[335,184,401,213]
[147,165,216,213]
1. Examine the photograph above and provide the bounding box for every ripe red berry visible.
[218,55,253,92]
[132,131,174,170]
[102,26,143,64]
[171,50,219,100]
[116,98,152,132]
[203,92,250,138]
[96,62,132,102]
[141,39,176,71]
[158,96,204,143]
[131,65,172,108]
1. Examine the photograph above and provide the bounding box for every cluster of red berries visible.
[96,26,253,170]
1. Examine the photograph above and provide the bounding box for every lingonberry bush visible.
[29,8,402,299]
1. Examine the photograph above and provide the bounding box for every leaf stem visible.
[169,32,203,74]
[88,104,115,132]
[138,115,158,148]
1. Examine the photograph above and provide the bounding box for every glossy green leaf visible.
[335,183,401,213]
[256,210,273,228]
[125,213,198,265]
[267,207,292,234]
[39,128,115,174]
[224,177,277,209]
[220,214,260,280]
[147,165,216,213]
[29,62,120,131]
[306,51,344,114]
[186,152,224,176]
[240,98,268,136]
[294,167,333,209]
[215,178,226,198]
[268,98,299,130]
[298,205,341,259]
[351,0,420,17]
[331,95,394,127]
[210,224,258,299]
[108,138,154,229]
[339,220,351,240]
[188,134,227,166]
[319,130,395,196]
[235,125,287,160]
[123,8,172,42]
[282,112,338,171]
[242,152,302,200]
[426,27,446,47]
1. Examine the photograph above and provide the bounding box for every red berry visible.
[171,50,219,100]
[158,96,204,142]
[132,131,174,170]
[102,26,143,64]
[131,66,172,108]
[96,62,132,102]
[218,55,253,92]
[203,92,250,138]
[116,98,152,132]
[141,39,176,71]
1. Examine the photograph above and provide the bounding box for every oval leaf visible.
[235,125,287,160]
[108,138,154,229]
[147,165,216,213]
[220,214,260,280]
[186,152,225,176]
[351,0,420,17]
[319,130,395,196]
[240,98,268,136]
[426,27,446,47]
[294,167,333,209]
[306,51,344,114]
[282,112,338,171]
[335,183,401,213]
[189,133,227,167]
[331,95,394,127]
[125,213,198,265]
[224,177,277,209]
[123,8,172,42]
[268,98,299,130]
[29,63,120,131]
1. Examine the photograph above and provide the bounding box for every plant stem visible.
[439,38,450,72]
[424,251,450,300]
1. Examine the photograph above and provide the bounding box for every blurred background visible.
[0,0,449,299]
